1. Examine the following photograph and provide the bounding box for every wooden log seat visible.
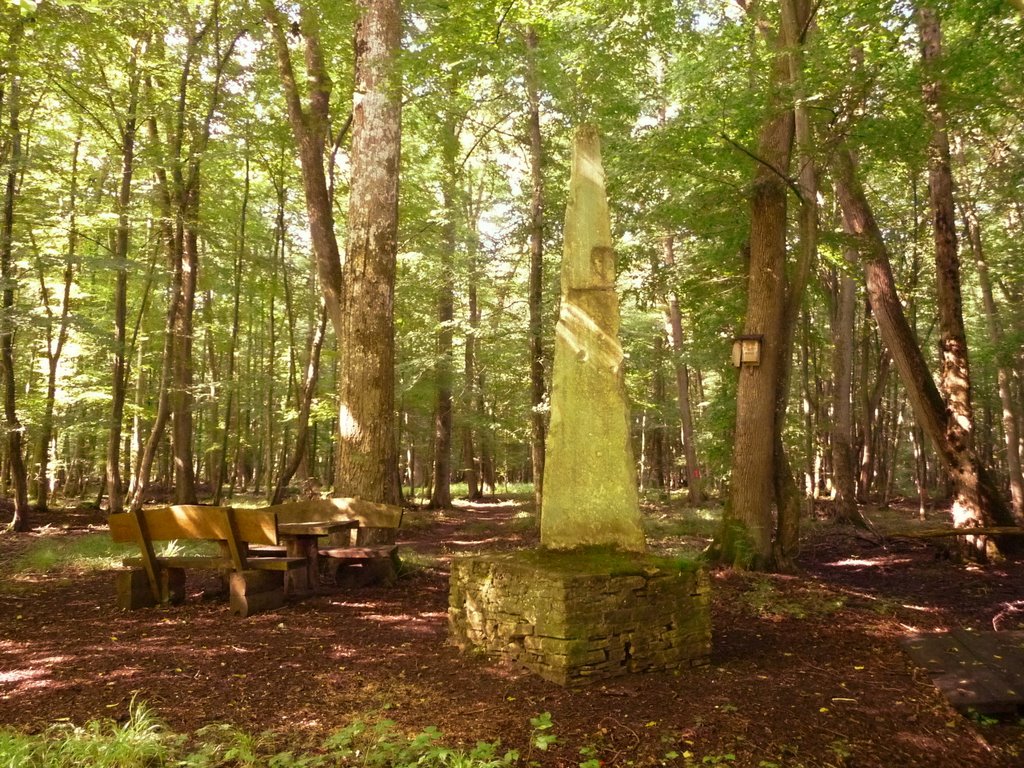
[318,545,401,587]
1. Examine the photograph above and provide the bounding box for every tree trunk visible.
[35,131,81,512]
[524,26,547,510]
[771,0,819,568]
[0,20,29,530]
[105,41,142,515]
[717,16,795,569]
[830,261,864,526]
[833,146,1019,556]
[212,153,247,506]
[335,0,401,504]
[261,0,344,336]
[662,236,702,504]
[428,113,458,510]
[918,6,998,545]
[271,300,328,505]
[461,216,481,501]
[962,188,1024,522]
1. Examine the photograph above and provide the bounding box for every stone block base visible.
[448,550,711,686]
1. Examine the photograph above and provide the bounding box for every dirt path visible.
[1,499,1022,767]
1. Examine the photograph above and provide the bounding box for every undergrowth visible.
[0,701,569,768]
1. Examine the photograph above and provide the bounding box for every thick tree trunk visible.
[717,27,795,569]
[171,197,199,503]
[524,26,547,510]
[335,0,401,504]
[833,146,1019,555]
[771,0,819,568]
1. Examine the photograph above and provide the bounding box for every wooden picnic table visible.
[277,519,359,595]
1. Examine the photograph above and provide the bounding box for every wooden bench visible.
[108,505,306,617]
[255,497,403,585]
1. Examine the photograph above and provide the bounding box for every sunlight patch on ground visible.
[451,498,523,510]
[827,556,914,568]
[0,667,47,684]
[447,537,513,547]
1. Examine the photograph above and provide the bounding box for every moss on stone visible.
[494,546,702,577]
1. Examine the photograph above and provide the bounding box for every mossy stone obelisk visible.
[540,125,645,552]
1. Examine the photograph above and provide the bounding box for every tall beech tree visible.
[715,1,798,571]
[337,0,402,503]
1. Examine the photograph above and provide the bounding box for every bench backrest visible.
[268,497,401,529]
[109,505,282,573]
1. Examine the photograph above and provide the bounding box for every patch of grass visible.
[400,510,448,532]
[0,699,177,768]
[0,705,531,768]
[508,512,538,534]
[644,506,721,541]
[741,576,846,620]
[5,534,134,577]
[4,534,217,580]
[396,550,444,575]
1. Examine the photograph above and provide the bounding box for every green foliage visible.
[0,707,561,768]
[0,699,175,768]
[3,533,134,577]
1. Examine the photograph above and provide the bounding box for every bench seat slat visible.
[123,555,234,570]
[318,545,398,562]
[246,556,307,572]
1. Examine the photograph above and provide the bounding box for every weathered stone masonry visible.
[449,552,711,686]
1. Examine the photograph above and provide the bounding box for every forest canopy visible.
[0,0,1022,568]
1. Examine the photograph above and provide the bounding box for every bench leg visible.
[229,570,286,617]
[116,569,157,609]
[116,568,186,609]
[332,554,400,587]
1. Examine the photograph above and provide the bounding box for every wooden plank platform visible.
[901,630,1024,716]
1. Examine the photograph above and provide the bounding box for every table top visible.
[278,520,358,537]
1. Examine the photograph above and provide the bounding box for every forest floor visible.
[1,495,1023,767]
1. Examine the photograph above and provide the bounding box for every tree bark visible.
[961,184,1024,522]
[34,131,81,511]
[105,39,142,515]
[833,146,1019,555]
[428,113,458,510]
[524,25,547,510]
[662,236,702,504]
[335,0,401,504]
[717,10,795,569]
[830,261,864,526]
[918,6,998,542]
[0,18,29,530]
